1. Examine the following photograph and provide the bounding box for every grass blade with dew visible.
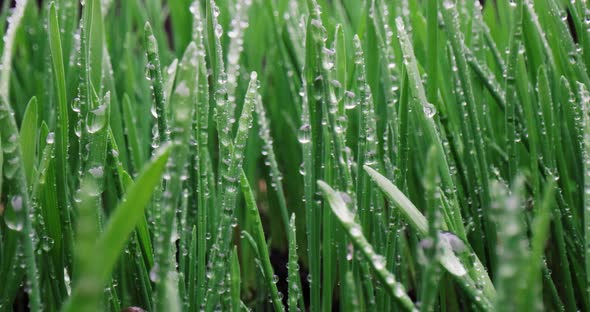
[288,214,304,311]
[351,33,378,228]
[226,0,253,120]
[364,166,427,234]
[0,0,28,102]
[395,16,467,239]
[153,42,198,312]
[343,271,360,311]
[188,227,198,312]
[440,3,495,261]
[189,1,212,306]
[205,72,259,310]
[206,0,231,181]
[19,97,37,185]
[0,96,41,311]
[240,169,285,312]
[145,22,169,144]
[3,0,590,310]
[501,0,523,178]
[163,59,178,106]
[62,144,171,312]
[300,4,327,308]
[317,180,416,311]
[419,146,445,312]
[517,180,556,311]
[580,82,590,302]
[121,94,144,173]
[0,136,3,199]
[255,91,289,231]
[229,246,241,312]
[80,86,110,209]
[490,177,528,311]
[364,165,495,310]
[48,1,73,263]
[203,0,228,249]
[425,0,439,104]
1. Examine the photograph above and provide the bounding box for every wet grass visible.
[1,0,590,311]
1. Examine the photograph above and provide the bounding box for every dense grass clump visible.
[2,0,590,311]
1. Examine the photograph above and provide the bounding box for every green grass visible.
[1,0,590,311]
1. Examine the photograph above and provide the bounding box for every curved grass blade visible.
[364,165,495,310]
[364,166,427,233]
[62,144,171,312]
[0,97,41,312]
[0,0,29,102]
[317,180,416,311]
[19,97,37,185]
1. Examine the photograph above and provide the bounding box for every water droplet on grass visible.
[298,124,311,144]
[4,196,24,231]
[46,132,55,144]
[423,102,437,118]
[88,166,104,178]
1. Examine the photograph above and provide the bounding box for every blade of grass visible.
[254,92,289,232]
[205,72,258,309]
[19,97,37,185]
[395,16,466,240]
[0,0,29,102]
[287,214,304,311]
[240,169,285,311]
[518,180,555,311]
[0,96,41,312]
[145,22,169,144]
[153,42,198,312]
[318,180,416,311]
[189,2,212,306]
[48,2,74,272]
[229,246,241,312]
[490,176,528,311]
[440,4,495,266]
[364,165,495,310]
[62,144,171,312]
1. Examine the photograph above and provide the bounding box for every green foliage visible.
[1,0,589,311]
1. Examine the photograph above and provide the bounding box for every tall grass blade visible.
[240,169,285,312]
[318,180,416,311]
[62,144,171,312]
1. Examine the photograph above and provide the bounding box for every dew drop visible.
[88,166,104,179]
[46,132,55,144]
[298,124,311,144]
[423,102,437,118]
